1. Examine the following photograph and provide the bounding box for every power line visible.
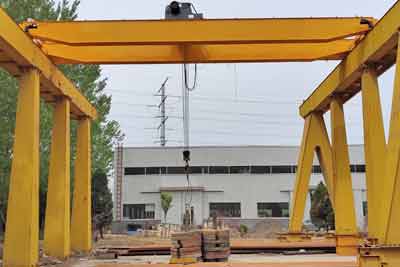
[107,89,303,105]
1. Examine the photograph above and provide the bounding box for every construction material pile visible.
[170,229,230,263]
[170,231,202,263]
[202,229,230,262]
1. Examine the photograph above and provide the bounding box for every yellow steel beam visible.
[382,40,400,244]
[44,97,71,259]
[71,118,92,253]
[361,66,387,241]
[330,97,358,256]
[288,112,334,233]
[41,40,355,64]
[299,1,400,118]
[3,68,40,267]
[0,7,96,119]
[22,17,374,46]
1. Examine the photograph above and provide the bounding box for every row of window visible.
[122,202,289,219]
[124,164,366,175]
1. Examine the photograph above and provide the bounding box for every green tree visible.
[0,0,123,234]
[161,192,173,223]
[310,181,335,231]
[92,170,113,239]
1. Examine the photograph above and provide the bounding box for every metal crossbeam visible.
[39,40,355,64]
[0,8,96,119]
[22,17,374,46]
[299,1,400,118]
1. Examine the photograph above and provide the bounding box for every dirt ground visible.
[54,254,357,267]
[95,234,171,248]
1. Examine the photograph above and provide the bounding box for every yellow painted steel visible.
[358,37,400,267]
[71,118,92,253]
[288,112,334,233]
[300,0,400,118]
[361,66,387,241]
[23,17,373,45]
[3,68,40,267]
[330,97,358,256]
[44,98,71,259]
[41,40,354,64]
[382,40,400,245]
[0,7,96,119]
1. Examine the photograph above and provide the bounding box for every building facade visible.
[112,145,366,232]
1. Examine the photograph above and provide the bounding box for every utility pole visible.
[156,77,169,146]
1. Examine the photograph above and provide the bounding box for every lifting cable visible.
[182,62,198,224]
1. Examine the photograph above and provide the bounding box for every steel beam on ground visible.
[22,17,374,46]
[0,7,96,118]
[299,1,400,117]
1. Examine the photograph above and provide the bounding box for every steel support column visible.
[71,118,92,252]
[330,97,358,256]
[382,37,400,244]
[3,68,40,267]
[361,66,387,241]
[44,97,71,259]
[288,112,334,234]
[359,35,400,267]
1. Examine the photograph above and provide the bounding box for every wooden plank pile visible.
[170,231,202,263]
[202,229,230,262]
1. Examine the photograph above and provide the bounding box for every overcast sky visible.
[75,0,396,147]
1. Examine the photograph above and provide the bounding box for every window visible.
[209,203,241,217]
[123,204,155,219]
[250,165,270,174]
[167,167,186,174]
[351,164,365,173]
[363,201,368,217]
[271,165,293,174]
[230,166,250,174]
[190,166,208,174]
[146,167,161,175]
[258,202,289,217]
[312,165,322,173]
[124,167,145,175]
[209,166,229,174]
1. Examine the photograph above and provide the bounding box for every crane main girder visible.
[22,17,374,45]
[36,40,355,64]
[22,17,375,64]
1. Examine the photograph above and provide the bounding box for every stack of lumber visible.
[170,231,202,263]
[202,229,230,261]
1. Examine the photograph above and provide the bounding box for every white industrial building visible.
[112,145,366,232]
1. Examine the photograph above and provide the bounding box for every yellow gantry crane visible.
[0,1,400,266]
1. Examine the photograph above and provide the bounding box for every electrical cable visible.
[183,63,198,91]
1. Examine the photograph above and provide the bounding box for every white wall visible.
[122,171,367,227]
[118,145,367,227]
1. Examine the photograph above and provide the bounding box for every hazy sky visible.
[75,0,396,147]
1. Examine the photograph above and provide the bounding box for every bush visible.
[239,224,248,237]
